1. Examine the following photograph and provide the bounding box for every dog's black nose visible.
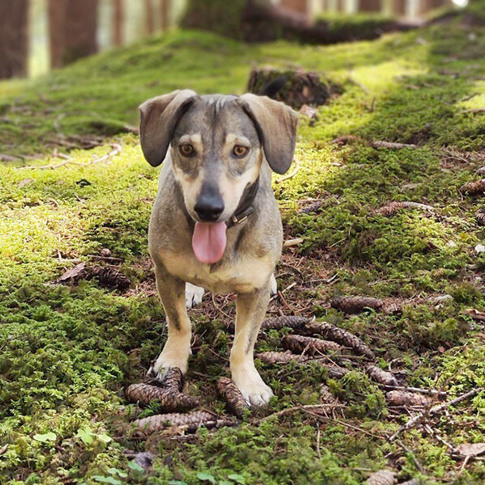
[194,184,224,222]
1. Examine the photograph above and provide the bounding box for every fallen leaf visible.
[456,442,485,457]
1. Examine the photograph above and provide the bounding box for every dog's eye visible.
[233,145,249,158]
[179,144,195,157]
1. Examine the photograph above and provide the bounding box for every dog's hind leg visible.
[148,265,192,379]
[231,284,274,406]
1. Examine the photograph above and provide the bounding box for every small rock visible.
[475,244,485,254]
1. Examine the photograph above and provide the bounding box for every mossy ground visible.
[1,6,485,484]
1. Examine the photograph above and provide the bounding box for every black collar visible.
[226,177,260,228]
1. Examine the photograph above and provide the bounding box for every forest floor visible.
[1,5,485,485]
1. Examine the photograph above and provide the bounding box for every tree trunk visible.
[144,0,155,35]
[113,0,124,46]
[359,0,381,12]
[0,0,29,79]
[48,0,99,68]
[160,0,169,31]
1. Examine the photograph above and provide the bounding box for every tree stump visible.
[247,68,340,109]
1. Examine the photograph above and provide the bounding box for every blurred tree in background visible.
[48,0,99,68]
[0,0,29,78]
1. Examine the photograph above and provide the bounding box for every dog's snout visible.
[194,183,224,222]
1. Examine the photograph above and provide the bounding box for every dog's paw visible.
[148,345,190,380]
[185,283,205,308]
[232,369,274,407]
[269,273,277,297]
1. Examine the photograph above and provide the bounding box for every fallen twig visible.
[389,388,482,441]
[19,143,122,170]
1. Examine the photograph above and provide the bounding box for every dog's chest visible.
[160,250,274,294]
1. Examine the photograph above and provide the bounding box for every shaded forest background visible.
[0,0,462,80]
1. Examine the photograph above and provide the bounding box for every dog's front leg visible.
[231,285,274,406]
[149,264,192,379]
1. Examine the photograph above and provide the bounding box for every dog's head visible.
[139,90,298,263]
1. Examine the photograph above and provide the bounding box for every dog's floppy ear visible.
[139,89,198,167]
[237,93,299,174]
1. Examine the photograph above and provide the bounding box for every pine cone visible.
[386,390,431,407]
[373,202,405,216]
[262,315,313,330]
[256,351,306,365]
[216,377,249,418]
[162,367,184,393]
[299,200,324,214]
[305,321,375,360]
[460,178,485,195]
[135,410,219,433]
[476,208,485,226]
[124,383,198,411]
[365,365,398,386]
[282,334,341,354]
[88,265,131,290]
[331,296,384,314]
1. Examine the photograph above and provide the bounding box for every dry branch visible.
[306,321,375,360]
[331,296,384,314]
[135,410,227,433]
[282,334,341,355]
[389,388,482,441]
[124,383,199,411]
[365,365,398,387]
[216,377,249,418]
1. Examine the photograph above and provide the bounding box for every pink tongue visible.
[192,221,227,264]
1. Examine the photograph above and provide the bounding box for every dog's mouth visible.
[192,221,227,264]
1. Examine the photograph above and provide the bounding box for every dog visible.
[139,90,298,406]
